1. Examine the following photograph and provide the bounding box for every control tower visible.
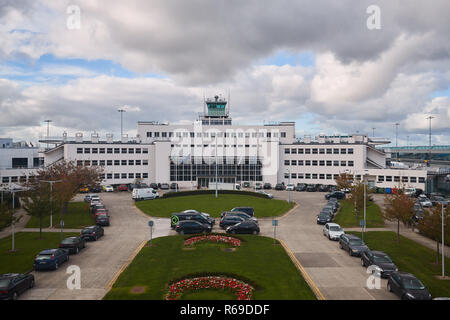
[199,95,232,125]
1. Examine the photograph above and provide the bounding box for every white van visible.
[132,188,159,201]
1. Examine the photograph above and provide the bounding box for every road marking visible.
[133,204,151,219]
[104,239,147,292]
[278,239,326,300]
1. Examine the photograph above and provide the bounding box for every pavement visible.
[19,192,170,300]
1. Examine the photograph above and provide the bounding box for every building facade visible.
[40,97,428,190]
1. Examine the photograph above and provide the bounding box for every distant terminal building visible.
[35,96,429,191]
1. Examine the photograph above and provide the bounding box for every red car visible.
[94,208,109,217]
[118,184,128,192]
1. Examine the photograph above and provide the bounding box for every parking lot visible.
[19,189,398,300]
[20,192,170,300]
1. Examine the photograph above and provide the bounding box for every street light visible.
[40,180,62,229]
[287,168,291,204]
[44,119,52,150]
[118,108,126,137]
[441,200,445,278]
[394,123,400,161]
[426,116,434,167]
[362,169,369,242]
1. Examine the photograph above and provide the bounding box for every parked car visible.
[322,223,344,240]
[149,183,158,190]
[318,185,329,192]
[171,211,214,228]
[275,183,285,190]
[226,220,260,235]
[34,249,69,271]
[339,234,369,257]
[80,225,104,241]
[325,191,345,200]
[296,183,307,192]
[160,183,170,190]
[316,212,333,224]
[59,236,86,254]
[0,273,35,300]
[323,204,337,215]
[170,183,179,190]
[235,183,241,190]
[361,250,398,278]
[417,195,432,207]
[220,216,245,229]
[181,210,215,225]
[93,208,109,217]
[286,184,295,191]
[243,182,251,188]
[327,200,339,211]
[306,184,317,192]
[257,190,273,199]
[387,272,432,300]
[95,214,110,226]
[328,185,338,192]
[430,195,448,207]
[118,184,128,192]
[102,185,114,192]
[221,211,257,223]
[79,185,89,193]
[175,220,212,234]
[254,182,262,190]
[84,194,97,202]
[263,183,272,190]
[89,185,102,193]
[230,207,255,217]
[132,188,159,201]
[91,203,106,214]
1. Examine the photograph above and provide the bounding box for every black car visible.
[221,211,255,222]
[95,214,110,226]
[91,203,106,214]
[325,191,345,200]
[59,236,86,254]
[263,183,272,190]
[317,212,332,224]
[275,183,285,190]
[170,183,179,190]
[89,185,102,193]
[230,207,255,217]
[296,183,307,191]
[175,220,212,234]
[80,225,104,241]
[361,250,398,278]
[170,211,214,228]
[306,184,317,192]
[323,204,337,214]
[150,183,159,190]
[387,272,432,300]
[318,185,329,192]
[327,200,339,211]
[226,220,260,234]
[339,234,369,256]
[219,216,245,229]
[0,273,35,300]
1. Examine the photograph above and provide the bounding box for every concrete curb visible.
[103,239,147,295]
[278,239,325,300]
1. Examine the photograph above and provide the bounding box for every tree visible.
[382,191,416,242]
[21,183,53,239]
[0,202,21,231]
[335,173,353,191]
[417,204,450,264]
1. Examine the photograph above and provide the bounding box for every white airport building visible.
[36,96,427,191]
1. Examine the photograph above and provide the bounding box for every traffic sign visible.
[148,220,154,227]
[272,220,278,226]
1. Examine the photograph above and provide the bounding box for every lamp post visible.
[10,187,20,252]
[426,116,434,167]
[287,168,291,204]
[44,119,52,150]
[118,108,126,137]
[362,170,369,242]
[372,127,376,137]
[215,135,218,198]
[394,123,400,161]
[441,201,445,278]
[40,180,62,228]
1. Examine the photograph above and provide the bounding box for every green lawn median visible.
[25,201,94,229]
[135,194,294,218]
[0,232,80,274]
[104,235,316,300]
[347,231,450,298]
[333,200,385,228]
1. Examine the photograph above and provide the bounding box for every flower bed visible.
[166,276,254,300]
[184,235,241,247]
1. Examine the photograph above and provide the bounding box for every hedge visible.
[161,190,270,199]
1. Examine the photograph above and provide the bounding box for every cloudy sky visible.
[1,0,449,146]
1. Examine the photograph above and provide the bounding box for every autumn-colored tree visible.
[335,173,353,191]
[383,191,416,242]
[417,204,450,264]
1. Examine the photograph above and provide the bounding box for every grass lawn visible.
[348,231,450,298]
[0,232,79,274]
[333,200,385,228]
[25,202,94,229]
[136,194,294,218]
[104,235,316,300]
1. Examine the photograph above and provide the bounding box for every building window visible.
[77,160,83,166]
[77,148,83,154]
[284,148,290,154]
[333,148,339,154]
[121,148,127,154]
[99,148,105,154]
[419,177,425,183]
[107,173,112,179]
[129,160,134,165]
[312,160,318,166]
[106,160,112,166]
[291,160,297,166]
[121,160,127,165]
[298,149,304,154]
[305,174,311,179]
[410,177,417,183]
[284,160,290,166]
[326,160,332,166]
[348,148,354,154]
[378,176,384,182]
[107,148,112,154]
[291,148,297,154]
[341,161,346,166]
[147,132,152,137]
[341,148,347,154]
[92,160,98,166]
[319,160,325,166]
[92,148,98,154]
[394,176,400,182]
[281,132,286,138]
[312,174,318,179]
[319,174,325,180]
[84,148,90,154]
[136,148,141,154]
[386,176,392,182]
[143,148,148,154]
[99,160,105,166]
[129,148,134,154]
[319,149,325,154]
[326,174,332,180]
[114,148,120,154]
[136,173,141,179]
[84,160,91,166]
[121,173,126,179]
[333,161,339,166]
[348,161,354,167]
[333,174,339,180]
[284,173,289,179]
[128,173,134,179]
[114,173,120,179]
[305,149,311,154]
[136,160,141,165]
[326,148,332,154]
[113,160,118,166]
[312,148,318,154]
[143,160,148,165]
[143,173,148,178]
[305,160,311,166]
[162,132,167,138]
[291,173,297,179]
[402,176,409,182]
